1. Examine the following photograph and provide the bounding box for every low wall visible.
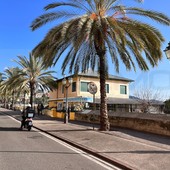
[75,111,170,137]
[43,109,170,136]
[43,109,75,120]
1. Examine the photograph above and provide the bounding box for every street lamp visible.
[164,42,170,59]
[62,77,73,123]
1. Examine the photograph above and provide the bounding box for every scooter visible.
[24,117,33,131]
[22,111,34,131]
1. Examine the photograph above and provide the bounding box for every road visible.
[0,112,120,170]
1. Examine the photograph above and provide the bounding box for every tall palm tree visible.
[14,53,57,108]
[0,68,21,109]
[31,0,170,130]
[3,67,22,109]
[0,72,8,107]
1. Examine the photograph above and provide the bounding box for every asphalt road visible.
[0,113,120,170]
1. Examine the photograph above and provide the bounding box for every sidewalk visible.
[1,108,170,170]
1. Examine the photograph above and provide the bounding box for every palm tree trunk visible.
[4,96,7,108]
[99,54,110,131]
[12,90,15,110]
[30,82,34,108]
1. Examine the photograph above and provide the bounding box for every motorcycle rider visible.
[20,104,32,130]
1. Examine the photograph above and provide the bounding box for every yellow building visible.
[48,70,138,113]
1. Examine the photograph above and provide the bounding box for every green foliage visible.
[164,99,170,114]
[31,0,170,74]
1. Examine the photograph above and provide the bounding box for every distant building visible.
[48,70,140,113]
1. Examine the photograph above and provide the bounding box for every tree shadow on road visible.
[0,150,79,155]
[0,127,34,131]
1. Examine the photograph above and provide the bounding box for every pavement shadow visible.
[38,129,92,133]
[0,127,22,131]
[0,126,36,132]
[97,150,170,154]
[112,127,170,146]
[0,150,79,155]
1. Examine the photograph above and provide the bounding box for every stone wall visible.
[75,111,170,136]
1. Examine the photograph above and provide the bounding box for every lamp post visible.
[62,77,73,124]
[87,82,97,130]
[164,42,170,59]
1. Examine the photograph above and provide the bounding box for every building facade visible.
[48,70,139,113]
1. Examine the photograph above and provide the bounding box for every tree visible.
[164,99,170,114]
[133,85,166,113]
[31,0,170,130]
[0,68,21,109]
[3,67,22,109]
[0,72,8,107]
[13,53,57,108]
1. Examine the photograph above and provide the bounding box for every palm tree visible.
[31,0,170,130]
[0,68,21,109]
[0,72,7,107]
[14,53,57,108]
[3,67,22,109]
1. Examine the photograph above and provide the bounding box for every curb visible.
[34,125,134,170]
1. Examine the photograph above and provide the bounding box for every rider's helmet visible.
[26,104,31,110]
[28,104,31,107]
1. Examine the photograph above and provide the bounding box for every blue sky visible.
[0,0,170,99]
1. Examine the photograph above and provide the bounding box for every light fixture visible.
[164,42,170,59]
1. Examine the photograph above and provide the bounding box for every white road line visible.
[38,131,122,170]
